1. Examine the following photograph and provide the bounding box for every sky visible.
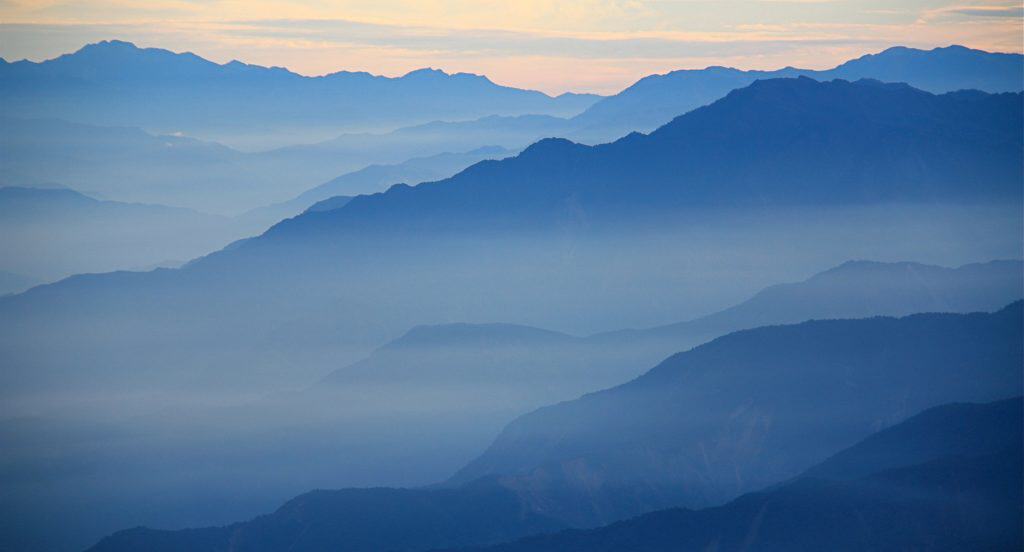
[1,0,1022,94]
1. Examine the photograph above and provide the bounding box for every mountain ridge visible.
[233,77,1022,253]
[449,302,1023,526]
[0,40,600,149]
[445,397,1023,552]
[569,44,1024,140]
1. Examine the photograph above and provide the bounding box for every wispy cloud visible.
[948,5,1024,17]
[918,2,1024,21]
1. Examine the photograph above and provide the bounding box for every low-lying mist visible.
[0,200,1021,551]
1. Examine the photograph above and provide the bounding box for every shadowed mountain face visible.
[451,303,1023,526]
[569,45,1024,141]
[451,398,1024,552]
[0,40,599,150]
[83,397,1024,551]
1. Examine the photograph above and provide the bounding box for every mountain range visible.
[450,302,1023,525]
[569,44,1024,141]
[82,304,1024,551]
[0,187,243,281]
[0,40,598,150]
[0,144,515,280]
[600,259,1024,349]
[3,44,1021,214]
[5,37,1024,552]
[248,77,1022,248]
[1,76,1020,403]
[303,258,1024,438]
[0,116,518,213]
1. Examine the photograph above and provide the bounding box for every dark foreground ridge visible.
[450,397,1023,552]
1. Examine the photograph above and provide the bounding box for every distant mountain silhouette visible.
[0,40,598,149]
[271,322,632,478]
[0,116,517,213]
[0,116,260,211]
[305,146,515,202]
[320,322,578,385]
[0,186,251,280]
[319,115,570,152]
[303,196,353,213]
[0,110,564,214]
[451,303,1023,526]
[450,398,1023,552]
[825,45,1024,93]
[601,259,1024,349]
[300,258,1024,455]
[243,146,515,222]
[7,42,1013,152]
[569,45,1024,141]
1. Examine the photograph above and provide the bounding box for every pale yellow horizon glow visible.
[1,0,1021,94]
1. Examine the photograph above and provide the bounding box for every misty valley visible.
[0,34,1022,552]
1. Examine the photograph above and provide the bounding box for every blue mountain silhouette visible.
[570,44,1024,141]
[0,40,599,148]
[449,398,1023,552]
[241,77,1021,251]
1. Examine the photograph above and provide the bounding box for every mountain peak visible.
[399,67,495,85]
[78,39,139,52]
[402,67,450,78]
[517,137,581,158]
[877,44,980,56]
[53,39,213,71]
